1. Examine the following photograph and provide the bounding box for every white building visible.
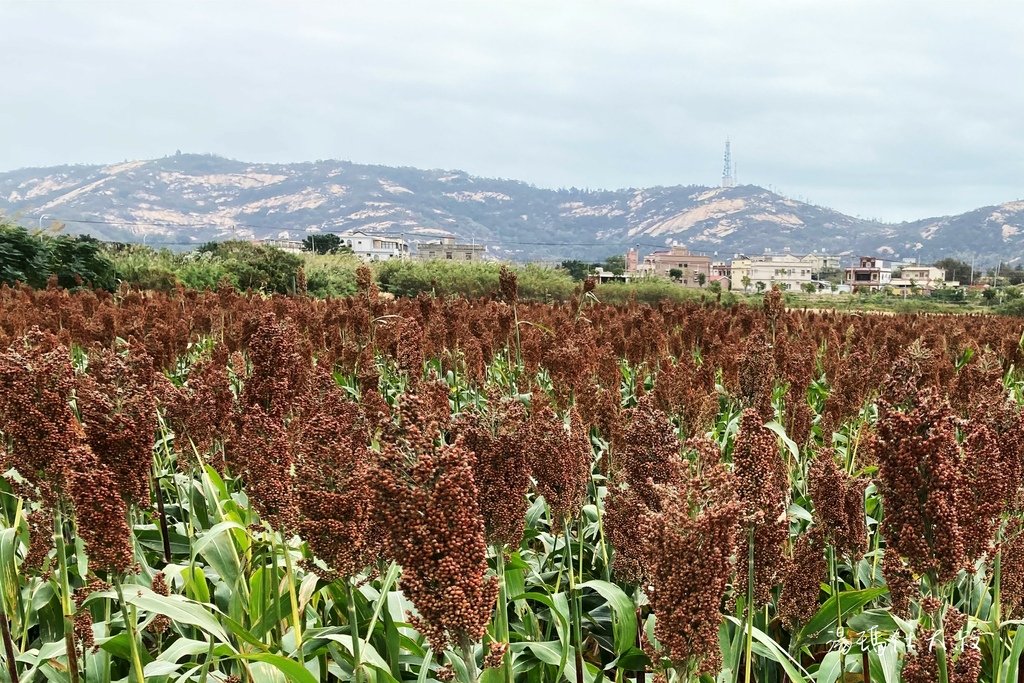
[258,237,303,253]
[730,251,837,291]
[890,265,959,292]
[338,230,410,261]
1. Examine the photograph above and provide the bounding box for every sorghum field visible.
[2,268,1024,683]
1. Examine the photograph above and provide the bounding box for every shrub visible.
[997,297,1024,317]
[304,253,360,297]
[196,241,302,294]
[0,222,117,290]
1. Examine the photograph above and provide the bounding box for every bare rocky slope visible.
[2,154,1022,263]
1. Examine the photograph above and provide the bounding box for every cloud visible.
[1,0,1021,221]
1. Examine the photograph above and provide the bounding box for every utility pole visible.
[36,214,52,243]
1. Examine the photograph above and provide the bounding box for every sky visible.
[1,0,1022,222]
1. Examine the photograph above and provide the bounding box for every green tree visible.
[668,268,683,281]
[817,267,843,284]
[197,241,303,294]
[933,258,973,284]
[0,222,50,287]
[800,281,817,294]
[755,281,766,293]
[603,255,626,276]
[696,273,706,287]
[560,260,598,281]
[50,235,117,290]
[741,275,752,292]
[0,221,117,290]
[302,233,343,254]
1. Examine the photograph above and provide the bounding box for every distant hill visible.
[1,153,1022,263]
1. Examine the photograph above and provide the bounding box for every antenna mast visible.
[721,138,735,188]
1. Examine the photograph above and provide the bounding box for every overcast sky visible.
[2,1,1022,221]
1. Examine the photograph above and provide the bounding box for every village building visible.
[890,265,959,292]
[258,237,304,253]
[729,251,837,291]
[338,230,410,261]
[844,256,892,291]
[414,236,486,261]
[629,246,712,287]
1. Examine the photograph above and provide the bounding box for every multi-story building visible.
[338,230,410,261]
[890,265,959,292]
[625,247,639,273]
[259,237,304,253]
[844,256,892,291]
[415,236,486,262]
[729,251,834,291]
[631,246,712,287]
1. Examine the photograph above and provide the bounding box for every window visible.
[446,252,453,260]
[465,253,471,260]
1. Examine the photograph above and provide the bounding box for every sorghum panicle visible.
[149,571,171,635]
[732,409,789,605]
[228,405,296,531]
[808,448,867,559]
[0,333,134,574]
[497,265,518,306]
[603,398,688,583]
[644,474,742,675]
[737,329,776,419]
[453,395,532,548]
[778,528,826,629]
[294,370,381,578]
[159,348,234,463]
[239,314,312,418]
[376,437,497,651]
[871,386,996,581]
[525,402,592,530]
[75,346,158,507]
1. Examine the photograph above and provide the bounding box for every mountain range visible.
[1,153,1022,264]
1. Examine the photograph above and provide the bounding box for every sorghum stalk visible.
[197,636,216,683]
[113,578,146,683]
[565,519,585,683]
[591,468,612,582]
[280,537,303,648]
[346,580,363,683]
[460,635,480,683]
[830,546,845,674]
[936,641,949,683]
[743,527,754,683]
[494,548,512,683]
[0,503,18,683]
[0,607,17,683]
[102,600,111,683]
[53,510,80,683]
[992,549,1003,683]
[153,471,172,563]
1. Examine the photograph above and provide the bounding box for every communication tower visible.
[721,139,735,188]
